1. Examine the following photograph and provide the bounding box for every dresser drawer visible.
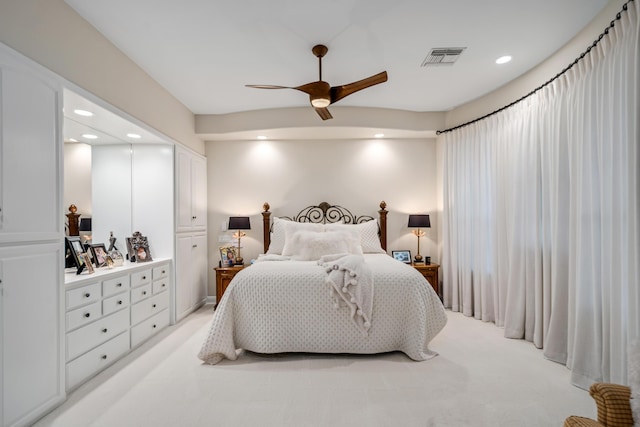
[130,282,152,304]
[66,331,130,390]
[152,264,169,280]
[102,291,130,316]
[66,301,101,332]
[131,291,169,326]
[131,269,152,288]
[102,275,130,298]
[131,309,169,348]
[66,282,101,310]
[67,308,129,361]
[152,278,169,294]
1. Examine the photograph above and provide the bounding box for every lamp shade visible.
[408,214,430,228]
[79,218,92,231]
[229,216,251,230]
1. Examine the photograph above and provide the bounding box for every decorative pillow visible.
[267,217,323,255]
[282,230,360,261]
[630,339,640,425]
[325,220,385,254]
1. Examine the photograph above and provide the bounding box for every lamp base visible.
[413,254,425,264]
[234,257,244,266]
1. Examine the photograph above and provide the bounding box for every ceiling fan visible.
[246,44,388,120]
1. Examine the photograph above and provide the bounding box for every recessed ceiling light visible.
[74,109,94,117]
[496,55,512,64]
[82,134,98,139]
[374,133,385,138]
[257,135,267,140]
[127,133,141,139]
[68,138,78,142]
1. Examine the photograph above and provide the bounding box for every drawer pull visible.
[101,355,107,360]
[142,291,147,296]
[142,276,147,280]
[117,300,123,305]
[102,328,108,333]
[161,283,166,288]
[162,270,166,274]
[152,324,157,329]
[152,304,157,308]
[84,293,91,298]
[116,283,122,287]
[192,216,197,219]
[84,313,91,318]
[192,244,198,248]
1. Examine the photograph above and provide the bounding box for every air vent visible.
[421,47,466,67]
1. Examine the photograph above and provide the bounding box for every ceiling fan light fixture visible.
[310,96,330,108]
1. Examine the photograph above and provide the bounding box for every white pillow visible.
[325,220,385,254]
[630,339,640,425]
[282,230,361,261]
[267,217,323,255]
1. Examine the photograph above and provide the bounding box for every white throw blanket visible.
[319,253,373,336]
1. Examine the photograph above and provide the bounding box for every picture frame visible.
[81,252,94,274]
[392,250,412,264]
[219,246,237,267]
[65,236,86,274]
[126,231,152,263]
[89,243,108,268]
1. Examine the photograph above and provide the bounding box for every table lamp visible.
[408,214,430,264]
[228,216,251,265]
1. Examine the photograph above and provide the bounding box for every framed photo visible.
[89,243,108,268]
[219,246,237,267]
[81,253,94,274]
[392,250,412,264]
[126,231,153,263]
[65,236,86,274]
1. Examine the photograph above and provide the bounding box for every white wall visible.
[0,0,203,155]
[63,142,92,217]
[205,137,438,296]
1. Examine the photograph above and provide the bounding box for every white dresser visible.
[64,259,171,390]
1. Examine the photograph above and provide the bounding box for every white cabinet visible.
[176,148,207,232]
[64,260,171,390]
[1,243,64,427]
[174,233,207,322]
[0,44,64,427]
[0,64,61,244]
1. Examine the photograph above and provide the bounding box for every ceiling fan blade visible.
[245,84,293,89]
[315,107,333,120]
[294,81,329,96]
[330,71,388,104]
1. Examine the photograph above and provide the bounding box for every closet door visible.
[0,66,61,243]
[1,243,63,427]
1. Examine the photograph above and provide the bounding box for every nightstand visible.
[411,263,439,295]
[215,265,244,305]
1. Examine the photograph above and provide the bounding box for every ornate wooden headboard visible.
[261,201,388,253]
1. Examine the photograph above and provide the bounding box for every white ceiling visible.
[64,0,609,118]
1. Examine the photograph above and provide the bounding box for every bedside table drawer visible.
[66,301,101,332]
[67,308,129,361]
[67,282,101,310]
[103,291,130,316]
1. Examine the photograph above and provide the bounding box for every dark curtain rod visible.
[436,0,635,135]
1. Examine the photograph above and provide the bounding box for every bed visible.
[198,201,447,365]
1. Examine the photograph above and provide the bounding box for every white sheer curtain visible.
[442,1,639,388]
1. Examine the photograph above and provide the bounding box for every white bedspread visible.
[198,254,447,364]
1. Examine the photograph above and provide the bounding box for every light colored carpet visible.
[34,305,596,427]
